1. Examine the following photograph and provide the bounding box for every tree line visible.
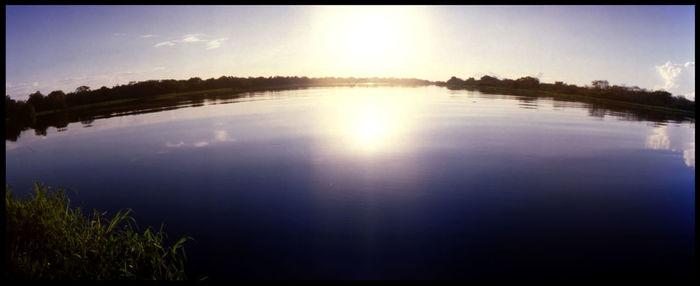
[5,76,434,140]
[5,74,694,141]
[6,76,434,120]
[443,75,694,111]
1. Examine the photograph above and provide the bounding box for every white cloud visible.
[166,141,185,148]
[153,34,226,50]
[154,41,176,48]
[141,34,155,38]
[182,34,206,42]
[32,82,39,87]
[206,38,228,50]
[655,61,695,100]
[193,141,209,148]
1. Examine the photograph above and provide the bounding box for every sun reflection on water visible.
[317,88,425,154]
[350,103,395,151]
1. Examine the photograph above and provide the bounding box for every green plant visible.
[5,183,191,280]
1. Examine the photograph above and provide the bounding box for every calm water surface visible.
[5,86,695,279]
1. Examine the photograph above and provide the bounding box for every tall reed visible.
[5,183,191,280]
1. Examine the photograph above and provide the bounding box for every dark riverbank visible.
[5,75,694,141]
[5,77,435,141]
[444,76,694,116]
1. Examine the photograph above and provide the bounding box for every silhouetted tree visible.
[47,90,67,110]
[592,80,609,89]
[75,86,91,94]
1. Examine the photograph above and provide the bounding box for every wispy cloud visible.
[7,66,171,100]
[182,34,206,42]
[206,38,228,50]
[655,61,695,100]
[166,141,185,148]
[152,33,226,50]
[154,41,176,48]
[141,34,155,38]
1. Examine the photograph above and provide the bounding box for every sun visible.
[339,12,399,63]
[310,6,433,77]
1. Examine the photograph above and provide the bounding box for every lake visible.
[5,85,695,279]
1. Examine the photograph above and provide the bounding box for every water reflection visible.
[517,96,538,109]
[644,123,695,168]
[684,141,695,168]
[161,129,238,153]
[6,86,696,143]
[646,125,671,150]
[5,86,695,279]
[316,88,425,155]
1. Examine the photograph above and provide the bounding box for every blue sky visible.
[5,5,695,100]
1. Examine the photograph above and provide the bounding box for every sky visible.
[5,5,696,100]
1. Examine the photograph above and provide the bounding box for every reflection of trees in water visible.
[80,119,94,128]
[5,87,696,142]
[581,102,693,123]
[5,121,29,141]
[5,90,250,141]
[481,87,695,124]
[587,106,607,119]
[516,96,538,109]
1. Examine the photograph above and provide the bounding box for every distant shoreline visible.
[452,85,695,117]
[4,76,695,142]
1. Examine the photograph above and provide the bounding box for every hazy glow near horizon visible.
[5,5,695,100]
[309,6,434,78]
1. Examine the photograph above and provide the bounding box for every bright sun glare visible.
[317,88,426,154]
[352,103,392,150]
[311,6,432,77]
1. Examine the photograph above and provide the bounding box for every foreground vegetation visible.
[5,183,191,280]
[443,75,695,115]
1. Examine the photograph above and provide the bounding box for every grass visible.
[5,183,192,280]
